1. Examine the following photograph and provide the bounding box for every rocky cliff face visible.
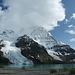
[16,35,53,64]
[51,45,75,63]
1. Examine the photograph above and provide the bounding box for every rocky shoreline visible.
[0,67,75,75]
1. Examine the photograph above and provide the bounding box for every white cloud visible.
[66,13,75,23]
[0,0,65,35]
[68,25,74,28]
[66,25,75,35]
[71,13,75,19]
[65,19,69,24]
[65,30,75,34]
[70,38,75,42]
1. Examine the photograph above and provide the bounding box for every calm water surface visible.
[5,64,75,69]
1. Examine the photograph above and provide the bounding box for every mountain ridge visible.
[0,27,75,64]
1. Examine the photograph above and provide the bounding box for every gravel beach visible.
[0,68,71,75]
[0,68,50,75]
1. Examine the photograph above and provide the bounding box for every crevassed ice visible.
[1,40,33,65]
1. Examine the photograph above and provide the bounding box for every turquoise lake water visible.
[5,64,75,69]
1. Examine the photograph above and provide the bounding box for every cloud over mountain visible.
[0,0,65,35]
[65,30,75,34]
[70,38,75,42]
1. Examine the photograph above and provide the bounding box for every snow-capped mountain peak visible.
[30,27,75,61]
[30,27,59,50]
[0,27,75,64]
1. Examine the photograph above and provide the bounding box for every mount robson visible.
[0,27,75,65]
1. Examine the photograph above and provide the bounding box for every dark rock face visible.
[0,51,11,64]
[0,40,11,64]
[16,35,53,64]
[51,45,75,63]
[15,35,75,64]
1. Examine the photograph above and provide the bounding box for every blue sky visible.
[0,0,75,49]
[50,0,75,49]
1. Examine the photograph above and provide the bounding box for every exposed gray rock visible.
[16,35,53,64]
[52,45,75,63]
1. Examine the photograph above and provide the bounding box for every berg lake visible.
[5,64,75,69]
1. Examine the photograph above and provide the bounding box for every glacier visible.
[0,30,33,65]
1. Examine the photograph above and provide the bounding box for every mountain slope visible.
[0,31,33,65]
[30,27,63,61]
[0,27,75,64]
[30,27,75,63]
[15,35,53,64]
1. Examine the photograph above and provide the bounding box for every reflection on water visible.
[5,64,75,69]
